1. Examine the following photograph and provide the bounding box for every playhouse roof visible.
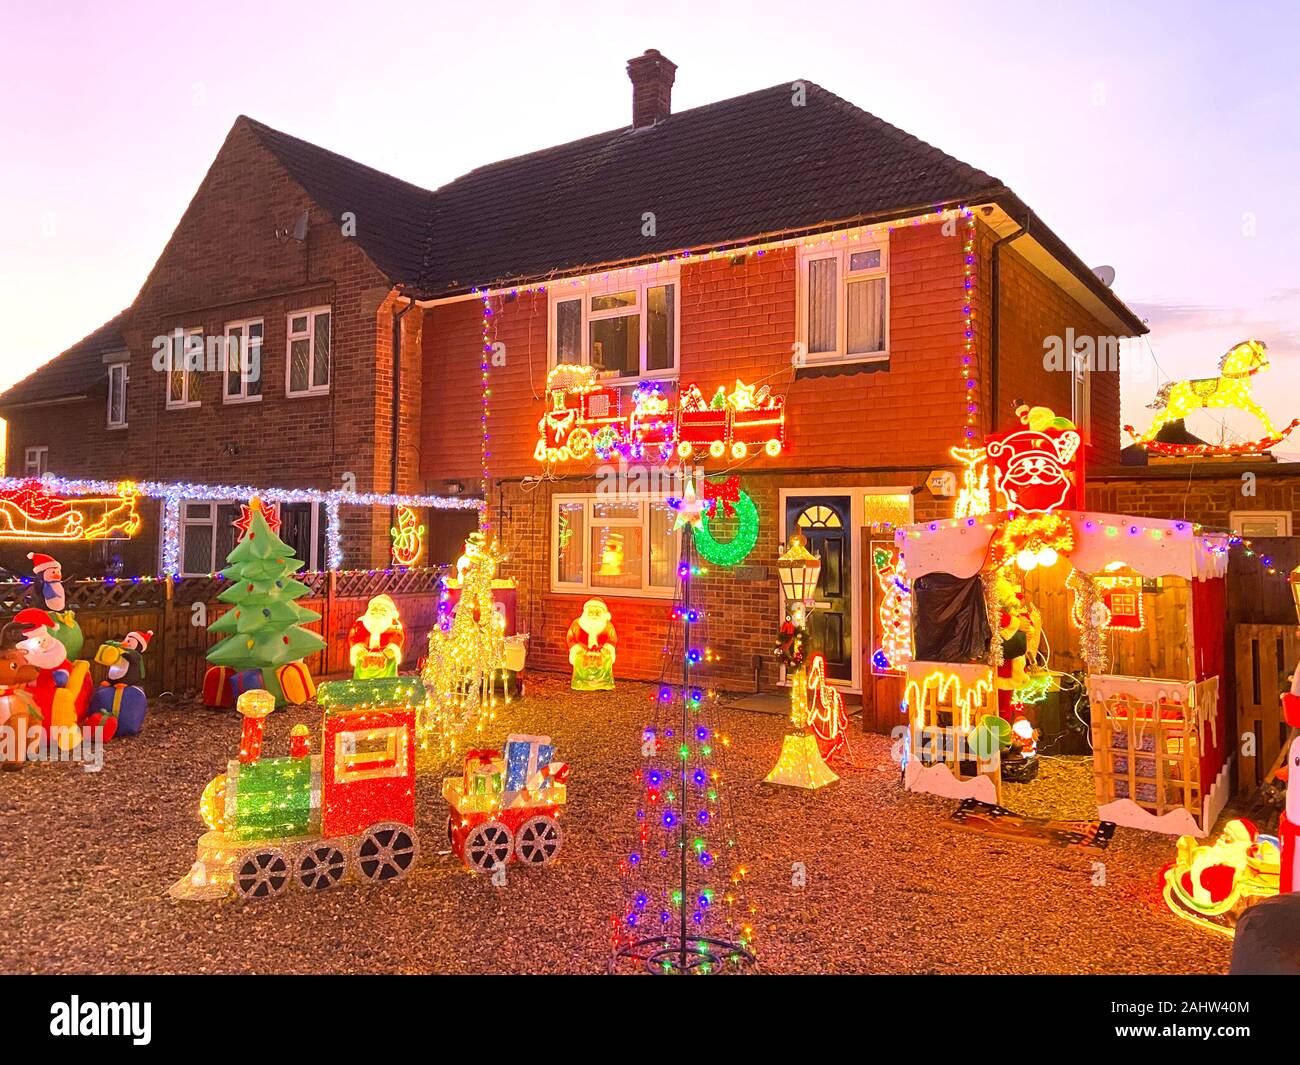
[896,512,1230,582]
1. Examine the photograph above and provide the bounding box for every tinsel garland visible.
[982,570,1003,669]
[1078,574,1109,673]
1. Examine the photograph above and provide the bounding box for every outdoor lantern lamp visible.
[765,531,838,790]
[777,532,822,611]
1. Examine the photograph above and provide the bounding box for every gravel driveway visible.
[0,673,1230,974]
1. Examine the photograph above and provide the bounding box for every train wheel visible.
[297,843,347,891]
[676,442,692,459]
[765,439,782,457]
[463,820,512,873]
[708,441,725,458]
[515,816,562,865]
[730,441,747,459]
[357,822,419,883]
[233,848,291,901]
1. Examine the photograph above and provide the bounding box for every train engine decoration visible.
[534,366,785,464]
[443,733,569,874]
[170,690,419,901]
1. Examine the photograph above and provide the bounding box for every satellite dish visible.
[1092,264,1116,288]
[291,211,309,242]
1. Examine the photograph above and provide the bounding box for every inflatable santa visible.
[566,598,617,691]
[14,607,90,751]
[348,594,405,679]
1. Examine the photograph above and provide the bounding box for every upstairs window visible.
[166,327,203,409]
[1071,348,1092,439]
[800,240,888,362]
[23,446,49,476]
[223,318,263,403]
[550,272,678,381]
[107,361,128,428]
[286,307,331,397]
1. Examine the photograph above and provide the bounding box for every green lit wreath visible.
[695,489,759,566]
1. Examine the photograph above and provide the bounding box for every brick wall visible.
[1087,464,1300,529]
[990,236,1121,464]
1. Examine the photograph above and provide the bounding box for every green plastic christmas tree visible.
[206,498,326,702]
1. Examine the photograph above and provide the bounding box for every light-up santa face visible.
[987,429,1081,513]
[578,599,612,641]
[360,595,399,636]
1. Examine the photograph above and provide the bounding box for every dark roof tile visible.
[0,312,127,409]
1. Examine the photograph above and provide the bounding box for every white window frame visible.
[797,236,889,365]
[285,306,331,397]
[106,361,128,428]
[1229,510,1292,538]
[23,446,49,476]
[1071,347,1092,439]
[165,326,203,410]
[550,494,681,599]
[547,267,680,384]
[176,499,320,576]
[222,317,264,404]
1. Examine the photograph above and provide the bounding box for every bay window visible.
[552,495,680,597]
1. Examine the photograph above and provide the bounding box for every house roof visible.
[241,116,436,286]
[0,312,128,410]
[421,81,1001,294]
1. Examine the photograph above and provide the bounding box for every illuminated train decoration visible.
[171,691,422,901]
[534,365,785,464]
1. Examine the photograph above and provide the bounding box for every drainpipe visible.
[990,212,1031,430]
[391,293,414,495]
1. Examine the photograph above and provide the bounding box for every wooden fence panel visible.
[1234,622,1299,793]
[0,569,447,699]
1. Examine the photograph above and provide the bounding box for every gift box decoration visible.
[203,666,235,709]
[504,734,555,795]
[230,669,265,701]
[276,661,316,706]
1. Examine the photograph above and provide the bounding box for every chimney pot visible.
[627,48,676,128]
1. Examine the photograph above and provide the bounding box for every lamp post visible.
[765,533,838,789]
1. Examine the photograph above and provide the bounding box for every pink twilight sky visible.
[2,0,1297,447]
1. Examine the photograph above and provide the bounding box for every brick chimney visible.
[627,49,676,128]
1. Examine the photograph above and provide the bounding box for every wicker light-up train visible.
[170,684,567,902]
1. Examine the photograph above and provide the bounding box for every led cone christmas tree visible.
[609,503,756,974]
[206,498,326,702]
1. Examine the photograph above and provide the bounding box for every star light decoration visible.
[670,478,710,531]
[232,499,281,541]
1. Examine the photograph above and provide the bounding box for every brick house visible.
[2,51,1145,724]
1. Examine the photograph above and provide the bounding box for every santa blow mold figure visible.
[566,598,617,691]
[348,594,405,679]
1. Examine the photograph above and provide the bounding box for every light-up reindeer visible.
[1137,339,1276,442]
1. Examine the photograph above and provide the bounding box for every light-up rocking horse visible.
[1125,339,1299,456]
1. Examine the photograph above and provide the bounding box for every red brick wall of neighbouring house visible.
[989,236,1122,466]
[1087,465,1300,529]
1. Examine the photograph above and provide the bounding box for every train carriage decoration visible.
[170,689,420,901]
[443,733,569,873]
[535,366,785,464]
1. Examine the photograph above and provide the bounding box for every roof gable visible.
[241,118,435,285]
